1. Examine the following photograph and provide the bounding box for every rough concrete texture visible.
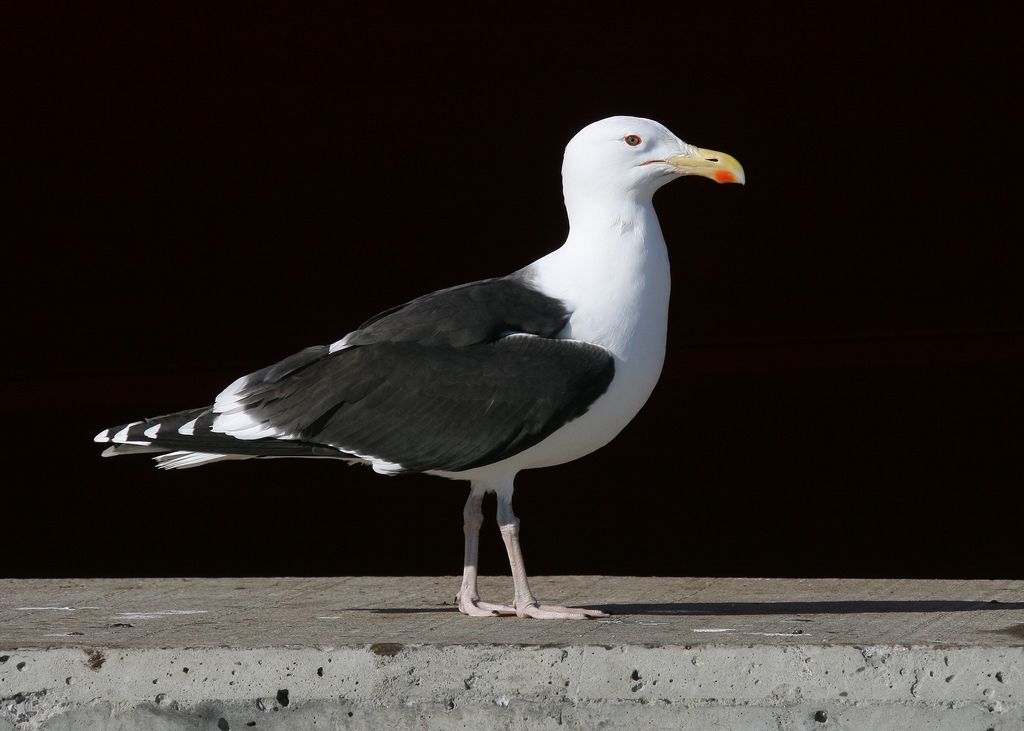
[2,577,1023,729]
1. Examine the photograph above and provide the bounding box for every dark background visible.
[5,6,1021,579]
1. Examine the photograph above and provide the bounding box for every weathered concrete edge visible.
[3,644,1021,716]
[2,700,1021,731]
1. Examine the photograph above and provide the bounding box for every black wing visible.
[104,275,616,473]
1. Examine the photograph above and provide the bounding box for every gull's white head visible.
[562,116,745,206]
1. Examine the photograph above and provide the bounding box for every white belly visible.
[513,344,665,468]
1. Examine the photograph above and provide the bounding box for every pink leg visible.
[456,483,515,617]
[495,482,609,620]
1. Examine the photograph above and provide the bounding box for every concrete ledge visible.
[2,577,1023,729]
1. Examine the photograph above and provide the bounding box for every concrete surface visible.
[2,576,1022,729]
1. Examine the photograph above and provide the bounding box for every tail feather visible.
[155,452,252,470]
[101,444,167,457]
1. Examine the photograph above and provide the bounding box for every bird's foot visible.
[456,591,516,617]
[455,590,609,619]
[516,601,610,620]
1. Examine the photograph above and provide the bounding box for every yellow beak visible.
[665,147,745,185]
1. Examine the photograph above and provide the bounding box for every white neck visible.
[564,182,654,234]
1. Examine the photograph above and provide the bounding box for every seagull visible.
[95,116,744,619]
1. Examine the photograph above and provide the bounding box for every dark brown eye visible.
[624,134,642,146]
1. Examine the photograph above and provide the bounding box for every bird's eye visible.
[624,134,642,147]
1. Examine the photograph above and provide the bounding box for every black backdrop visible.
[6,6,1021,579]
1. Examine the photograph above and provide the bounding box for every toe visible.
[474,600,517,616]
[519,604,610,620]
[458,600,498,617]
[458,596,518,617]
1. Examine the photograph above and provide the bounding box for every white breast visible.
[440,200,671,480]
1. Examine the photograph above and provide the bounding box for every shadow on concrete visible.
[349,607,458,614]
[595,601,1024,615]
[349,601,1024,616]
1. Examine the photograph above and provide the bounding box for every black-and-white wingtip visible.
[94,421,151,447]
[94,405,353,470]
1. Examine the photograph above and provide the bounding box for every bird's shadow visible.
[594,600,1024,616]
[353,600,1024,615]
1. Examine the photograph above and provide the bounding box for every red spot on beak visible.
[714,170,737,184]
